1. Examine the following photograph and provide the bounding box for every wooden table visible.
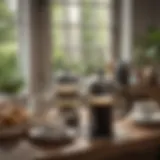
[1,119,160,160]
[122,85,160,102]
[117,85,160,115]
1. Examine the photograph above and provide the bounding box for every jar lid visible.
[57,72,78,84]
[89,70,116,95]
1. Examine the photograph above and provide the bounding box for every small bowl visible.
[27,126,74,149]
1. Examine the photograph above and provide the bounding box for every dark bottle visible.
[143,66,158,86]
[88,70,114,138]
[116,61,130,86]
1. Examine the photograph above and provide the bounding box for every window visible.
[52,0,113,74]
[0,0,23,94]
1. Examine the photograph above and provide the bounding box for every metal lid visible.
[89,70,116,95]
[57,71,78,84]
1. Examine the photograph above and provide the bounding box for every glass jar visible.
[27,84,75,149]
[55,71,81,129]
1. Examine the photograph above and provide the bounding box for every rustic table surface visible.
[0,118,160,160]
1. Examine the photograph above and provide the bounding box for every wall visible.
[113,0,160,58]
[134,0,160,38]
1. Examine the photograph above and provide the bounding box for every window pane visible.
[52,3,65,24]
[68,5,80,24]
[0,0,23,93]
[52,0,113,73]
[53,29,65,47]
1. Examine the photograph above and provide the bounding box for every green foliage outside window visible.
[0,0,23,94]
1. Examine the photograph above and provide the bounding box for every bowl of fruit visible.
[0,100,29,139]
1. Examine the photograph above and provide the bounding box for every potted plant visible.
[134,27,160,65]
[134,27,160,85]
